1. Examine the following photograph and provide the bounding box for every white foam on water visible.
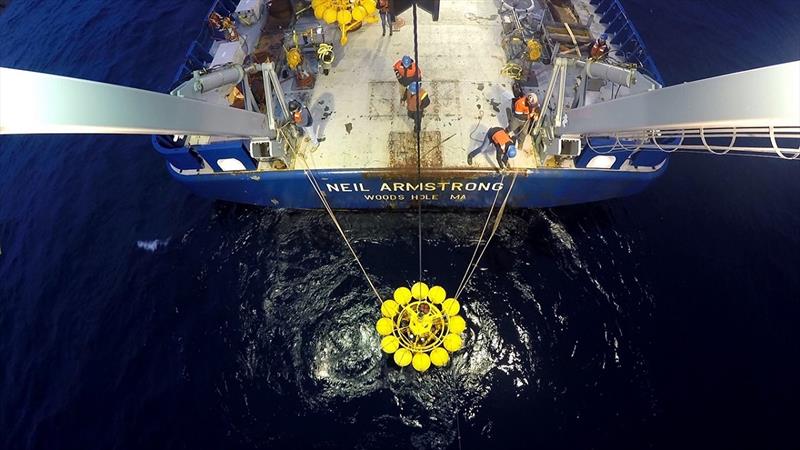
[136,238,170,252]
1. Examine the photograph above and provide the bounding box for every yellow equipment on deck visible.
[375,282,466,372]
[312,0,379,45]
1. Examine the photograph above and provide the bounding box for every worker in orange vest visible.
[289,100,319,146]
[590,34,609,60]
[467,126,518,170]
[402,81,430,132]
[393,55,421,88]
[510,92,540,147]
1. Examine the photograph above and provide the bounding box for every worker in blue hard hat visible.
[590,34,609,60]
[393,55,421,88]
[402,81,430,132]
[467,126,517,170]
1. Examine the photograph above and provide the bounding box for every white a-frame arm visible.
[0,67,270,137]
[560,61,800,135]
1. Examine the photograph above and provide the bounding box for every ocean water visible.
[1,1,799,449]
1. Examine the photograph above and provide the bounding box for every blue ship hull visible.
[170,163,668,208]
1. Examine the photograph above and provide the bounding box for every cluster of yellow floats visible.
[311,0,380,45]
[375,282,467,372]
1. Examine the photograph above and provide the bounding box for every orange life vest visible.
[293,111,303,124]
[591,40,608,59]
[514,97,530,115]
[406,90,429,112]
[514,97,540,120]
[491,129,512,148]
[394,61,420,81]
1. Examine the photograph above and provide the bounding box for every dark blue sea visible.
[1,1,799,449]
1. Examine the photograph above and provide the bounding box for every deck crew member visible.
[510,92,540,147]
[467,126,518,170]
[590,34,609,60]
[402,81,430,132]
[289,100,319,146]
[394,55,421,87]
[379,0,392,36]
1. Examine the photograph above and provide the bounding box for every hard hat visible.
[507,144,517,158]
[288,100,301,111]
[526,93,539,105]
[407,81,420,95]
[402,55,413,68]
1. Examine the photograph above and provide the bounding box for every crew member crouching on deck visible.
[467,126,518,170]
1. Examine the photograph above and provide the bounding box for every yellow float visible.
[375,282,467,372]
[311,0,380,46]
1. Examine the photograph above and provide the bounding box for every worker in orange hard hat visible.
[467,126,518,170]
[402,81,430,132]
[510,92,540,147]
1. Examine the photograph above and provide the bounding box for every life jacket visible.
[379,0,390,12]
[394,61,420,84]
[406,90,430,112]
[491,128,513,148]
[293,110,303,124]
[513,97,531,116]
[591,40,608,59]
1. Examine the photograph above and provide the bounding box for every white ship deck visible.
[288,0,537,171]
[188,0,658,173]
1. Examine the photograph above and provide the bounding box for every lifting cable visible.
[412,3,424,285]
[280,128,384,304]
[455,172,518,300]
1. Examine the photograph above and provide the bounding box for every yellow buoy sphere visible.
[381,335,400,354]
[352,5,367,21]
[362,0,377,15]
[430,347,450,367]
[381,299,399,318]
[443,333,463,352]
[441,298,460,316]
[379,283,467,372]
[428,285,446,304]
[394,286,412,305]
[337,9,352,25]
[323,7,338,24]
[448,315,467,334]
[412,352,431,372]
[394,348,413,367]
[376,317,394,336]
[314,6,325,19]
[411,282,429,300]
